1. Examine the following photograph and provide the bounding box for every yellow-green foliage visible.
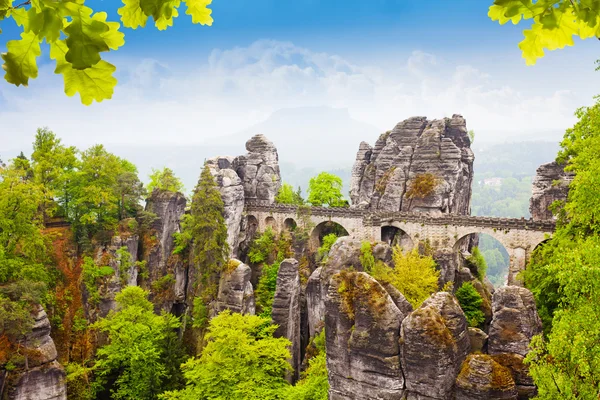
[359,241,375,273]
[467,247,487,280]
[286,329,328,400]
[370,247,439,308]
[317,233,338,261]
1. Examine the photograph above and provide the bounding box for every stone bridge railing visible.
[244,201,556,232]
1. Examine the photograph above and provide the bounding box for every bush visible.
[370,247,439,308]
[255,262,281,318]
[81,257,114,305]
[359,241,375,274]
[249,228,277,265]
[318,233,338,261]
[467,247,487,280]
[455,282,485,328]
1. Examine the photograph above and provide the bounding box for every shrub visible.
[467,247,488,280]
[455,282,485,328]
[82,257,114,305]
[370,247,439,308]
[318,233,338,261]
[249,228,277,265]
[255,262,281,318]
[359,241,375,274]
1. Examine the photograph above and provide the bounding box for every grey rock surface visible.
[468,327,489,353]
[529,161,573,221]
[349,115,474,215]
[306,267,326,338]
[214,261,256,315]
[326,271,405,399]
[401,292,470,399]
[234,134,281,203]
[10,307,66,400]
[207,156,246,257]
[272,258,302,382]
[488,286,542,357]
[11,361,66,400]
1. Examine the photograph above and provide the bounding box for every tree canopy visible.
[489,1,600,65]
[307,172,346,208]
[147,167,185,194]
[524,97,600,397]
[275,183,304,206]
[0,0,214,104]
[160,310,291,400]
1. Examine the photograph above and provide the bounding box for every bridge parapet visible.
[244,201,556,232]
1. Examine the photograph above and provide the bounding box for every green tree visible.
[286,330,328,400]
[455,282,485,329]
[92,286,184,400]
[523,98,600,396]
[467,247,487,280]
[0,1,214,104]
[307,172,346,207]
[31,127,77,218]
[147,167,185,194]
[317,233,338,261]
[160,311,291,400]
[275,183,304,205]
[370,247,439,308]
[255,261,280,319]
[488,1,600,65]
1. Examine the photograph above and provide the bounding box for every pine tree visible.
[176,164,229,299]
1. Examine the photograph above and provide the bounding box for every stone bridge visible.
[244,202,555,285]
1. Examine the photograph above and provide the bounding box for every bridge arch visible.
[380,223,415,252]
[284,217,297,232]
[265,216,277,231]
[310,221,349,249]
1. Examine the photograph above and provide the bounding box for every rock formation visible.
[305,267,326,338]
[529,161,573,221]
[206,156,246,256]
[350,115,474,215]
[271,259,301,382]
[326,271,406,399]
[455,354,518,400]
[401,292,471,399]
[94,234,139,318]
[488,286,542,357]
[234,134,281,203]
[213,261,256,315]
[9,307,66,400]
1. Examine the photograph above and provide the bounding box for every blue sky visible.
[1,0,599,151]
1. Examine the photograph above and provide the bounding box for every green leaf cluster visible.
[455,282,485,329]
[466,246,487,280]
[255,261,280,319]
[370,247,439,308]
[489,1,600,65]
[317,233,338,261]
[307,172,347,208]
[92,286,185,399]
[1,0,213,104]
[81,256,113,305]
[359,241,375,274]
[523,97,600,396]
[286,330,328,400]
[275,183,304,206]
[147,167,185,195]
[160,310,291,400]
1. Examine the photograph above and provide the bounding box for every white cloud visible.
[0,40,584,153]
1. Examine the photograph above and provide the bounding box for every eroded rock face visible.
[350,115,474,215]
[306,267,326,338]
[143,189,187,311]
[10,307,66,400]
[455,354,518,400]
[214,261,255,315]
[206,157,246,257]
[272,259,301,382]
[326,271,405,399]
[401,292,471,399]
[95,234,140,318]
[11,361,66,400]
[488,286,542,357]
[234,134,281,203]
[492,353,536,399]
[530,161,573,221]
